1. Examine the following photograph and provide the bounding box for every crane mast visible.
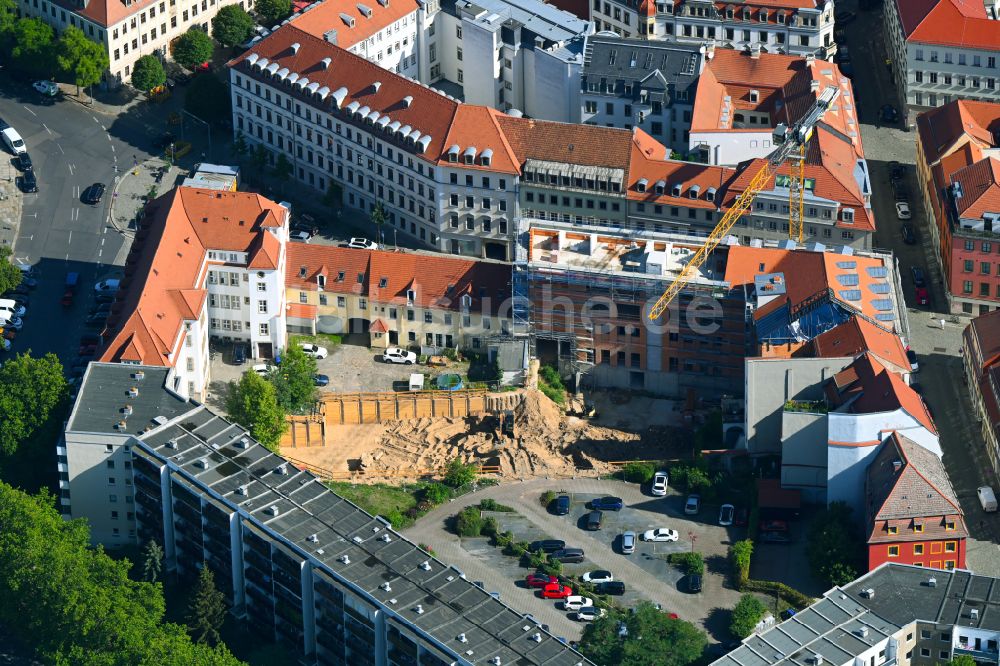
[646,86,841,321]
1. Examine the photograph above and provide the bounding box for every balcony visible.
[954,645,1000,663]
[783,399,829,414]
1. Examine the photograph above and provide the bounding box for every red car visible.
[761,519,788,532]
[541,583,572,599]
[525,573,557,589]
[914,286,928,306]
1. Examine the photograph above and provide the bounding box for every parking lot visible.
[403,477,745,643]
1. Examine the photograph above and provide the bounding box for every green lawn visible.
[325,481,420,519]
[289,333,342,349]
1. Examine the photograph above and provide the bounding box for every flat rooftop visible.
[84,365,590,666]
[455,0,591,46]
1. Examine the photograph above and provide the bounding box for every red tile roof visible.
[285,245,511,314]
[916,99,1000,166]
[100,188,288,367]
[965,308,1000,374]
[807,315,911,372]
[50,0,156,28]
[894,0,1000,49]
[494,115,636,168]
[290,0,422,49]
[949,157,1000,220]
[828,354,936,434]
[866,432,966,543]
[626,133,736,208]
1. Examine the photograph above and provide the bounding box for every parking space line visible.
[22,105,36,117]
[42,124,52,135]
[57,143,64,155]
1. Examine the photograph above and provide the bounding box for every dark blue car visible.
[552,495,571,515]
[313,374,330,386]
[590,496,623,511]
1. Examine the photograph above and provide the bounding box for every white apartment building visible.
[98,186,288,400]
[589,0,835,60]
[15,0,250,85]
[884,0,1000,126]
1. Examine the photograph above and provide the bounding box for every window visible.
[945,541,957,552]
[965,260,975,272]
[920,649,930,658]
[983,262,992,275]
[259,323,269,336]
[888,545,899,557]
[257,300,268,314]
[888,525,898,534]
[914,522,924,533]
[914,544,924,555]
[921,630,931,639]
[424,311,433,323]
[963,281,974,294]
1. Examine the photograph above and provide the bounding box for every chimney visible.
[321,57,332,69]
[291,42,300,53]
[806,53,815,66]
[372,81,382,92]
[403,95,413,107]
[810,79,820,92]
[750,44,761,59]
[928,577,937,587]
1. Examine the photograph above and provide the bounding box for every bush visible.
[421,482,452,505]
[384,509,412,531]
[481,516,500,538]
[668,552,705,576]
[539,365,563,388]
[731,594,767,638]
[506,541,529,558]
[525,549,548,570]
[806,501,863,587]
[493,531,514,549]
[742,579,813,610]
[622,461,656,484]
[730,539,753,589]
[540,490,557,508]
[538,557,563,577]
[479,498,514,512]
[538,365,566,405]
[539,383,565,405]
[443,457,478,488]
[417,543,436,557]
[454,507,483,537]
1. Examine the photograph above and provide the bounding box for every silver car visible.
[621,531,636,554]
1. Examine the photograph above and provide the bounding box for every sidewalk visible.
[0,159,22,251]
[108,158,185,233]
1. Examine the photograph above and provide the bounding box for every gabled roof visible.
[494,115,636,168]
[865,433,966,543]
[916,100,1000,166]
[808,316,911,372]
[626,133,736,208]
[894,0,1000,49]
[828,354,936,434]
[965,308,1000,374]
[50,0,156,28]
[950,157,1000,220]
[289,0,422,50]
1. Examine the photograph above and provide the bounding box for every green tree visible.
[273,152,293,191]
[231,130,249,159]
[323,181,343,209]
[730,593,767,638]
[269,344,318,413]
[9,18,55,78]
[453,506,483,537]
[255,0,292,25]
[0,352,66,459]
[251,143,269,175]
[142,539,164,582]
[56,26,109,98]
[170,28,214,71]
[226,370,287,451]
[622,461,655,484]
[806,501,862,587]
[211,5,254,48]
[443,457,477,488]
[945,656,977,666]
[0,0,17,35]
[131,54,166,92]
[185,72,231,125]
[186,565,227,646]
[0,247,23,295]
[0,482,245,665]
[579,602,706,666]
[370,200,387,245]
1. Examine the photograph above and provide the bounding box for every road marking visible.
[98,249,103,259]
[92,116,99,123]
[42,123,52,135]
[111,144,116,153]
[57,143,65,155]
[68,164,75,176]
[101,236,106,246]
[22,105,36,117]
[68,231,72,244]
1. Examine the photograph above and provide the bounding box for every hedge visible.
[742,579,814,610]
[730,539,753,588]
[622,462,656,484]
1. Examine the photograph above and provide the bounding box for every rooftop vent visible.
[458,633,468,643]
[116,420,127,430]
[402,95,413,108]
[267,504,279,516]
[307,534,318,543]
[122,404,133,416]
[357,3,373,17]
[532,633,542,643]
[196,458,209,469]
[133,370,145,381]
[415,604,424,614]
[128,386,139,398]
[321,57,332,69]
[381,582,392,591]
[381,533,392,542]
[388,597,396,604]
[928,577,937,587]
[814,656,823,666]
[971,608,980,620]
[420,561,431,570]
[152,415,169,426]
[239,436,251,449]
[340,554,350,564]
[493,658,501,666]
[236,484,248,496]
[291,42,300,53]
[276,463,288,475]
[372,80,381,92]
[353,535,364,544]
[166,438,178,449]
[860,587,875,598]
[855,627,869,638]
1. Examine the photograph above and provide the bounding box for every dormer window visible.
[654,180,665,195]
[480,148,493,167]
[842,208,855,223]
[447,145,459,162]
[337,271,345,281]
[406,289,415,304]
[706,187,717,203]
[760,10,768,21]
[357,273,365,284]
[378,277,388,288]
[689,185,701,199]
[636,178,648,193]
[749,89,759,103]
[298,266,307,278]
[317,274,327,289]
[777,11,785,23]
[463,146,477,165]
[742,8,750,20]
[671,184,682,197]
[726,8,733,18]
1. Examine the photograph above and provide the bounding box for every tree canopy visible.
[171,28,214,71]
[184,72,231,124]
[9,18,55,78]
[187,565,227,646]
[226,370,287,451]
[730,594,767,639]
[0,482,245,665]
[806,501,862,587]
[578,602,706,666]
[212,5,255,48]
[0,248,23,295]
[0,352,66,459]
[56,26,109,95]
[255,0,292,26]
[131,54,166,93]
[269,345,318,413]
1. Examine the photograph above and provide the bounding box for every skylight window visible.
[835,261,857,269]
[836,274,859,286]
[869,283,891,294]
[872,299,893,311]
[867,266,889,278]
[378,277,388,288]
[838,289,862,302]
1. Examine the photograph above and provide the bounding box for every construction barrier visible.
[282,453,500,482]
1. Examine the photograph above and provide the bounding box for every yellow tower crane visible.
[647,86,841,322]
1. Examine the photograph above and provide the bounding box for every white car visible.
[252,364,275,376]
[33,80,59,96]
[563,596,593,612]
[719,503,735,526]
[577,607,606,622]
[641,528,679,542]
[651,470,668,496]
[1,127,26,155]
[0,300,26,317]
[299,343,328,359]
[348,237,378,250]
[94,279,121,293]
[383,347,417,364]
[684,494,701,515]
[289,230,312,243]
[581,570,613,584]
[895,202,912,220]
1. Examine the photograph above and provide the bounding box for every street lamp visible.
[181,110,212,161]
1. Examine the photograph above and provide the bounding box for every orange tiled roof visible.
[494,115,636,167]
[626,133,737,208]
[807,315,911,372]
[286,244,512,314]
[99,188,288,367]
[950,157,1000,220]
[916,99,1000,166]
[287,302,318,319]
[50,0,156,28]
[830,354,936,434]
[894,0,1000,49]
[290,0,422,49]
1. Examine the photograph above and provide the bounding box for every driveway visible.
[315,343,463,393]
[402,478,744,644]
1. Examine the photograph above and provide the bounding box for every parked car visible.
[313,373,330,386]
[549,548,585,564]
[911,266,927,288]
[299,342,328,359]
[595,581,625,595]
[82,182,106,205]
[383,347,417,364]
[907,349,919,372]
[0,300,27,318]
[581,570,613,584]
[16,152,32,171]
[901,224,916,244]
[590,496,623,511]
[541,583,572,599]
[525,573,557,589]
[688,573,703,593]
[621,530,636,554]
[348,237,379,250]
[761,519,788,532]
[0,316,23,330]
[576,607,606,622]
[233,344,247,365]
[252,364,275,376]
[895,202,911,220]
[563,596,593,612]
[18,170,37,193]
[529,539,565,554]
[94,279,120,293]
[651,470,668,496]
[914,285,929,306]
[33,80,59,96]
[641,528,679,542]
[760,531,791,543]
[880,104,900,124]
[719,503,735,526]
[552,494,571,515]
[1,127,26,155]
[684,494,701,515]
[586,510,604,531]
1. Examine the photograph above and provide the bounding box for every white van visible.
[408,373,425,392]
[1,127,26,155]
[978,486,998,512]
